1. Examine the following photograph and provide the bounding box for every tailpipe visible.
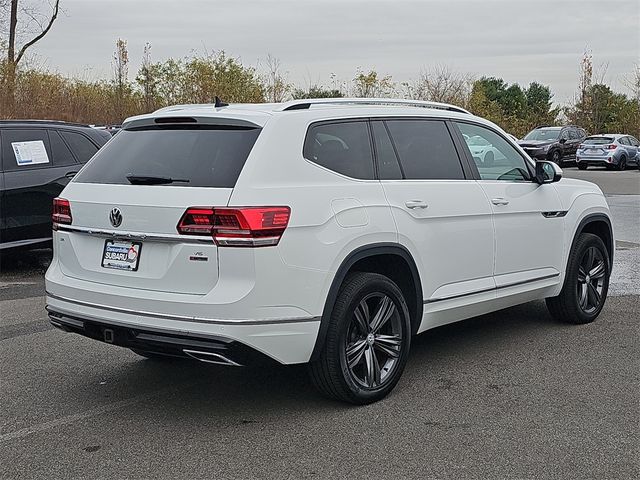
[183,349,242,366]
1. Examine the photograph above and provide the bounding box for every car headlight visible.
[541,144,551,151]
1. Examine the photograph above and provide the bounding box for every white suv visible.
[45,98,613,404]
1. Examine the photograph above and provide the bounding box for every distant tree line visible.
[1,38,638,138]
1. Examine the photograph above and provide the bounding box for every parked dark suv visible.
[518,125,587,166]
[0,121,111,250]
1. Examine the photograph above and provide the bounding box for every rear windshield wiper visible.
[126,174,190,185]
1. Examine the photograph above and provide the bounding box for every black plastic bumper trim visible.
[47,307,281,367]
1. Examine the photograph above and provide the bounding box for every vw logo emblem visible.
[109,207,123,228]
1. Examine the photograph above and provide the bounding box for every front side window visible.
[628,136,640,147]
[384,120,464,180]
[303,121,374,180]
[455,122,532,182]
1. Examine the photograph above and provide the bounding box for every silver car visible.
[576,134,640,170]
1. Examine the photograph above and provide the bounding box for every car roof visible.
[0,119,92,129]
[124,98,483,129]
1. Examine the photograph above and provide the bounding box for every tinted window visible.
[523,128,560,141]
[560,129,571,140]
[456,122,531,182]
[74,126,261,188]
[584,137,614,145]
[629,136,640,147]
[60,131,98,163]
[1,128,52,171]
[619,137,629,146]
[385,120,464,180]
[303,121,374,179]
[569,128,581,140]
[371,121,402,180]
[578,128,587,138]
[48,130,77,166]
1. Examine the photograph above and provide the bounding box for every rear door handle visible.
[405,200,429,209]
[65,171,78,179]
[491,198,510,206]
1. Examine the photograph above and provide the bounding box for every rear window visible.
[74,125,261,188]
[583,137,613,145]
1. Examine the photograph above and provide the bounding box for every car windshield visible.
[467,136,490,146]
[583,137,614,145]
[523,128,561,141]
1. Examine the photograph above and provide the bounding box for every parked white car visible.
[46,98,614,404]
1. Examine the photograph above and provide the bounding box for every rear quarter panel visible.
[229,114,398,317]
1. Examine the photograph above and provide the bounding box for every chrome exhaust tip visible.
[183,349,242,367]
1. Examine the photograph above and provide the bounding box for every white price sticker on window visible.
[11,141,50,166]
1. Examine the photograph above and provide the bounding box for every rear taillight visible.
[52,198,72,228]
[607,144,617,150]
[177,206,291,247]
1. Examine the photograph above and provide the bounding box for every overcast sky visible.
[22,0,640,104]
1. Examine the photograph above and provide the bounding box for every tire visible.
[577,162,588,170]
[550,149,562,166]
[130,348,178,360]
[308,272,412,404]
[615,156,627,171]
[546,233,610,324]
[484,151,495,167]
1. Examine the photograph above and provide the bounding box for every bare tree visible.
[112,38,129,121]
[2,0,60,115]
[404,65,474,107]
[263,54,290,102]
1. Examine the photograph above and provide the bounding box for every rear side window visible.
[49,130,77,166]
[60,131,99,163]
[74,126,261,188]
[303,121,374,180]
[385,120,464,180]
[619,137,630,146]
[1,128,52,171]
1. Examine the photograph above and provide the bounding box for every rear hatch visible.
[55,120,261,295]
[580,136,614,156]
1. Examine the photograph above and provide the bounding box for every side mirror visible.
[535,161,562,184]
[559,138,567,144]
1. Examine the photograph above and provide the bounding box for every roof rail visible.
[0,119,91,128]
[277,98,471,115]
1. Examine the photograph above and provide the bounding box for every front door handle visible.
[405,200,429,209]
[65,171,78,179]
[491,198,510,206]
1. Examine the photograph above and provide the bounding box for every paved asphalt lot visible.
[1,168,638,479]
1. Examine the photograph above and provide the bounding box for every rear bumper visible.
[576,156,612,165]
[46,293,320,365]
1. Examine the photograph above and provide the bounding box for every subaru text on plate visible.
[45,98,614,404]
